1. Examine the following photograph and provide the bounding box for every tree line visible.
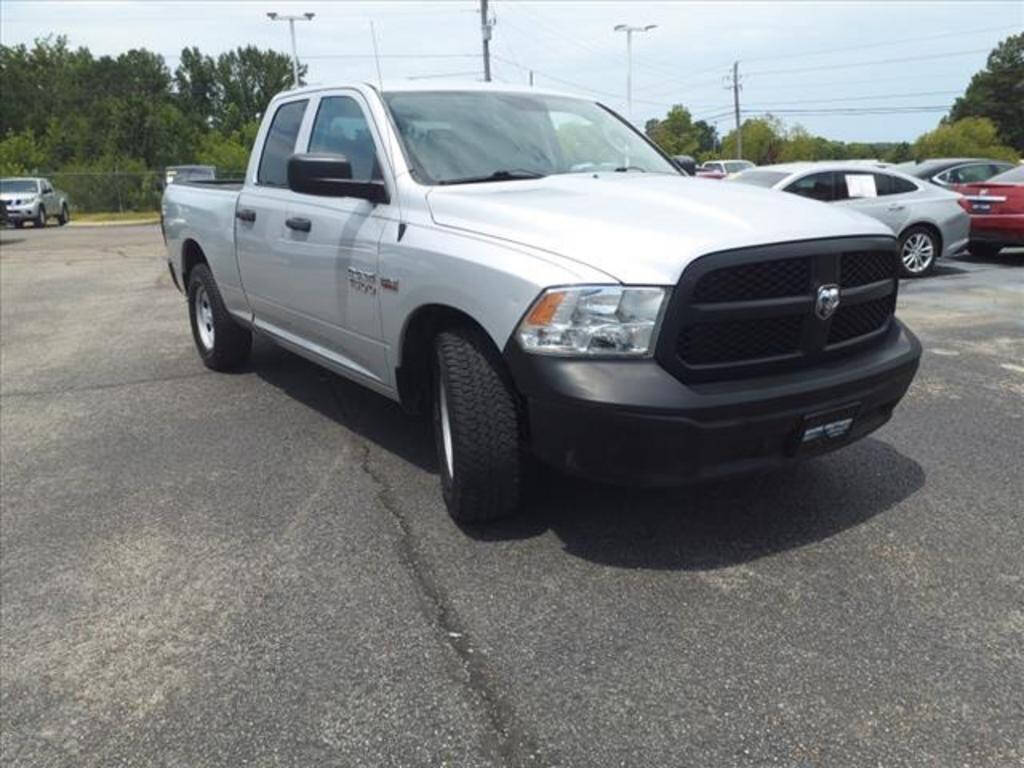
[0,36,302,209]
[644,33,1022,166]
[0,33,1020,210]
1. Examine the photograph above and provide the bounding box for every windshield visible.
[383,91,679,184]
[724,161,754,173]
[988,165,1024,183]
[730,170,789,188]
[1,179,38,194]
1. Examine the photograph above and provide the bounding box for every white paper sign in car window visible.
[845,174,877,198]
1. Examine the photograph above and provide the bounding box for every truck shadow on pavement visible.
[250,338,925,571]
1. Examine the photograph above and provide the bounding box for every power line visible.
[741,24,1019,65]
[741,89,962,107]
[302,53,480,60]
[745,48,992,77]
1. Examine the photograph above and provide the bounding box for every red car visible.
[955,165,1024,258]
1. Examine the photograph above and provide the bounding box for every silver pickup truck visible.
[162,82,921,523]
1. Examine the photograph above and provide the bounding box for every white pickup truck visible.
[162,82,921,523]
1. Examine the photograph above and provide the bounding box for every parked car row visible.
[730,162,968,277]
[0,177,70,228]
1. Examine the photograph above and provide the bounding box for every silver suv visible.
[0,177,70,228]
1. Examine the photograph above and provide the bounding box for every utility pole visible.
[731,60,743,160]
[480,0,492,82]
[529,70,534,87]
[614,24,656,123]
[267,12,315,88]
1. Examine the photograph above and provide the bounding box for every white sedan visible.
[732,162,969,277]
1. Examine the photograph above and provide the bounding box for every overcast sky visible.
[2,1,1022,142]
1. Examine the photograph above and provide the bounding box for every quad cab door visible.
[280,90,393,388]
[236,89,394,390]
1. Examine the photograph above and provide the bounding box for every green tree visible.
[196,122,260,174]
[647,105,700,156]
[949,33,1024,151]
[913,117,1019,162]
[0,130,46,175]
[720,116,786,164]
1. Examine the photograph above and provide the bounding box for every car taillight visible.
[957,197,971,213]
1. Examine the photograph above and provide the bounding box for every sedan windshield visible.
[730,170,789,188]
[724,161,754,174]
[1,180,38,194]
[383,91,678,184]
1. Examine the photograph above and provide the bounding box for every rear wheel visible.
[187,263,252,371]
[899,226,938,278]
[432,326,525,523]
[34,206,46,228]
[57,204,69,226]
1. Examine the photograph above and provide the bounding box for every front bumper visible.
[505,320,921,485]
[4,205,39,222]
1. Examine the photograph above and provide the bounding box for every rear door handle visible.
[236,208,256,223]
[887,203,905,211]
[285,216,311,232]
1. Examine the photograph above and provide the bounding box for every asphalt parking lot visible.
[1,224,1022,767]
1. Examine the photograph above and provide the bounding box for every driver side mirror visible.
[287,153,388,204]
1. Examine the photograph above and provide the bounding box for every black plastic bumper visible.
[504,320,921,485]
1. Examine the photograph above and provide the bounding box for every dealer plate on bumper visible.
[793,403,860,455]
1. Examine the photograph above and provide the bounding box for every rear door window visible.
[786,172,836,202]
[257,99,309,187]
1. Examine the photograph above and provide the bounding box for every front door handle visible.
[236,208,256,223]
[285,216,311,232]
[887,203,905,211]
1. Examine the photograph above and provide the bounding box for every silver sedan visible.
[732,162,969,277]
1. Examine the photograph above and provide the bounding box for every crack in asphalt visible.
[355,441,549,768]
[0,370,211,399]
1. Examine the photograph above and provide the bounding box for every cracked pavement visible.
[1,225,1022,767]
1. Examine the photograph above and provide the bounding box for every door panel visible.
[235,98,310,333]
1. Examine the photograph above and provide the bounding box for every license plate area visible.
[793,403,860,455]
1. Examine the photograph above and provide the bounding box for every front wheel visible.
[432,327,526,523]
[187,263,252,371]
[899,226,938,278]
[34,206,46,228]
[57,204,69,226]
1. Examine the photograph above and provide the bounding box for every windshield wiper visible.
[437,169,547,185]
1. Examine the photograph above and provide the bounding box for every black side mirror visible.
[287,153,388,204]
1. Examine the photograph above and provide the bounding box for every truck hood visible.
[426,173,892,284]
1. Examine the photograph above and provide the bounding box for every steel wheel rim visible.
[438,376,454,477]
[195,286,215,350]
[902,232,934,273]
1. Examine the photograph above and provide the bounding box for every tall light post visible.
[267,11,315,88]
[613,23,656,123]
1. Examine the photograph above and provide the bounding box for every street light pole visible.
[613,23,656,123]
[267,12,315,88]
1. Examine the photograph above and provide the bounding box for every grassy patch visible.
[72,211,160,223]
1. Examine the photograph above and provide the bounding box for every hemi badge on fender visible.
[380,277,400,292]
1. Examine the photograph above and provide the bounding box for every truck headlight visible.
[517,286,667,357]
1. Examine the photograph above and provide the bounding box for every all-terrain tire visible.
[187,263,252,371]
[432,326,525,523]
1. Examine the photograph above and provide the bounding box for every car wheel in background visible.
[432,326,525,524]
[970,243,1002,260]
[186,263,252,371]
[58,204,69,226]
[34,206,46,228]
[899,226,938,278]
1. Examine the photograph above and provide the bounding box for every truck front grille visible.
[657,237,899,383]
